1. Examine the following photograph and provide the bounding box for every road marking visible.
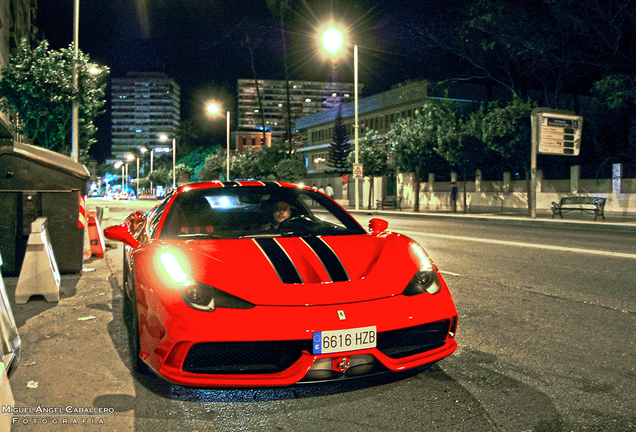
[440,270,461,277]
[397,230,636,260]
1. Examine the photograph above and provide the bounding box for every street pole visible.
[354,44,359,211]
[150,150,154,195]
[172,138,176,190]
[71,0,80,162]
[226,111,231,181]
[136,157,140,198]
[530,115,538,219]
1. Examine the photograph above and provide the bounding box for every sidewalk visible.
[345,205,636,231]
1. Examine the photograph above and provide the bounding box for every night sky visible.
[36,1,440,161]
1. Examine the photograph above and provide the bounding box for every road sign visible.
[353,163,364,179]
[533,111,583,156]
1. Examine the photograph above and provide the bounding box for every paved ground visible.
[2,201,635,430]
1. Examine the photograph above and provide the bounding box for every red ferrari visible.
[104,181,458,387]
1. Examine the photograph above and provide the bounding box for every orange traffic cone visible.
[87,211,105,259]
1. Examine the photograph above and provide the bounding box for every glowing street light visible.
[321,27,344,55]
[114,161,124,191]
[207,102,231,181]
[159,133,177,190]
[320,24,360,210]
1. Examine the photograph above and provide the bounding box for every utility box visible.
[0,140,89,276]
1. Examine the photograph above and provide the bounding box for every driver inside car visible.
[261,200,294,231]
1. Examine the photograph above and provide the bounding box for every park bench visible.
[376,195,402,210]
[551,196,606,220]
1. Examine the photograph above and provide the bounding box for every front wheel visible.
[124,270,149,374]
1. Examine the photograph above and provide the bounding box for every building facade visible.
[295,80,486,174]
[110,72,180,163]
[237,79,358,149]
[0,0,38,139]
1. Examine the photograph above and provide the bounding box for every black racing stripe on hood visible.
[303,236,349,282]
[254,238,303,284]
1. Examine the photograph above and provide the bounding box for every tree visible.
[274,157,306,183]
[349,130,392,208]
[436,100,488,213]
[327,105,351,174]
[174,120,203,155]
[147,168,173,189]
[177,147,216,181]
[0,39,109,159]
[482,96,537,213]
[266,0,294,150]
[386,106,447,212]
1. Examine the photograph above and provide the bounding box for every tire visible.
[125,268,149,375]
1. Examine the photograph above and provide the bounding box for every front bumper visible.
[138,290,458,387]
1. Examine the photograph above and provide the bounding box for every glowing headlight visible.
[155,248,254,312]
[156,249,195,287]
[403,243,441,296]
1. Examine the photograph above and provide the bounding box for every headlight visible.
[156,248,194,287]
[155,248,254,312]
[402,243,441,296]
[179,282,255,311]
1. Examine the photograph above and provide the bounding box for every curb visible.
[346,208,636,232]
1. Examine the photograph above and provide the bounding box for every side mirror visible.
[368,218,389,235]
[104,224,141,248]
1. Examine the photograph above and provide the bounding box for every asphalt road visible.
[5,200,636,431]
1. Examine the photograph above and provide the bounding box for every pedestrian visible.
[450,182,458,212]
[325,183,334,198]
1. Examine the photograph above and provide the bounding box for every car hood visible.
[162,233,419,306]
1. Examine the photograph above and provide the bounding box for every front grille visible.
[182,321,450,375]
[183,340,311,374]
[377,320,450,359]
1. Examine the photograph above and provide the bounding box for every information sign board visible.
[534,112,583,156]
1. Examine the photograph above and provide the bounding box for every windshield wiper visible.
[238,233,282,239]
[177,233,228,239]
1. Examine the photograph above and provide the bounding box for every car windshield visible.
[159,186,366,240]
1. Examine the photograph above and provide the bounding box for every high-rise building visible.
[110,72,180,163]
[237,79,358,149]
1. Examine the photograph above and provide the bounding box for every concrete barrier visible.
[14,217,61,304]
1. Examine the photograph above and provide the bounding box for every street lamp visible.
[140,147,148,195]
[126,153,134,192]
[114,161,124,191]
[136,156,140,198]
[207,102,231,181]
[71,0,79,162]
[159,133,177,190]
[320,24,360,210]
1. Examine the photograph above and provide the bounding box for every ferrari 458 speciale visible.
[104,181,458,387]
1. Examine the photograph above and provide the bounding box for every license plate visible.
[312,326,377,354]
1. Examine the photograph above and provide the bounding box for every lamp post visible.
[140,147,148,196]
[114,161,124,191]
[207,103,231,181]
[321,25,359,210]
[126,153,134,192]
[150,149,155,195]
[136,156,140,198]
[71,0,79,162]
[159,134,177,190]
